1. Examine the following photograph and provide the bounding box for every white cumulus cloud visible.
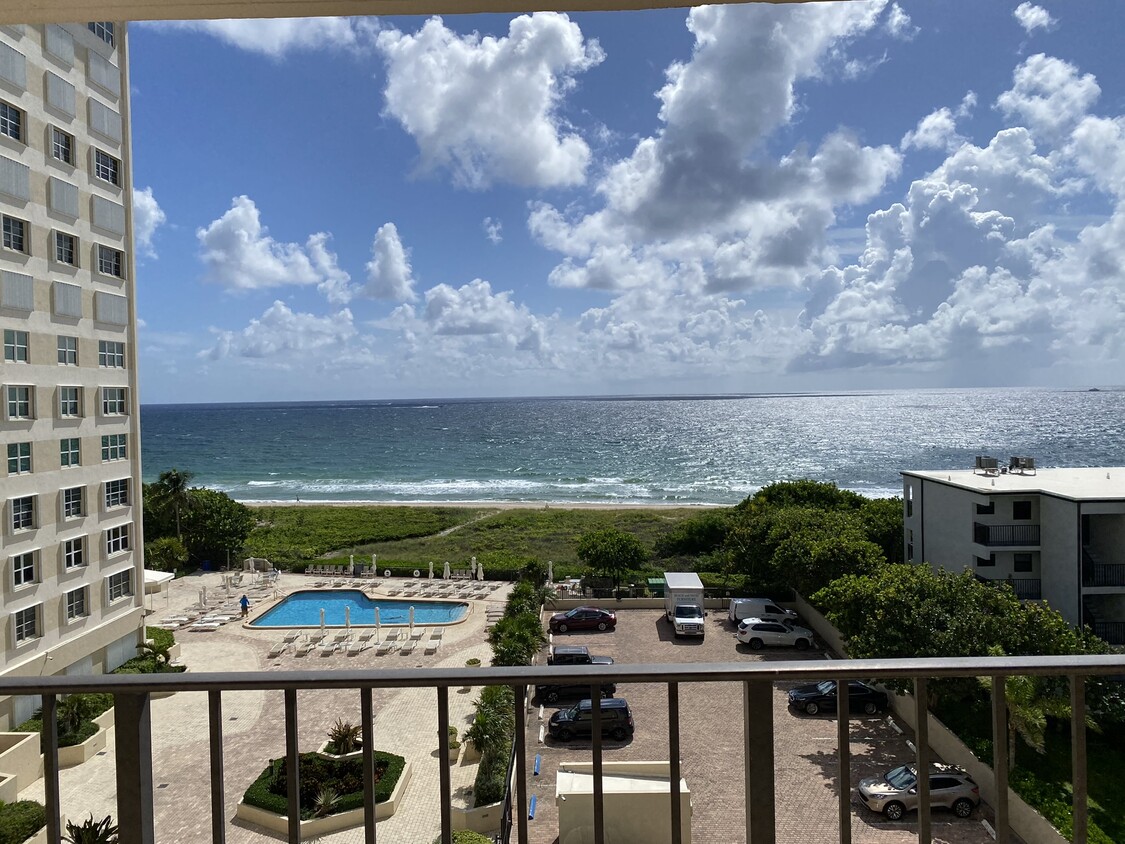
[132,186,166,258]
[884,3,918,39]
[483,217,503,244]
[202,300,360,360]
[996,54,1100,143]
[365,223,416,301]
[1013,3,1056,35]
[144,18,378,58]
[376,14,604,189]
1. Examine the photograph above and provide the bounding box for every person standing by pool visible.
[240,594,250,617]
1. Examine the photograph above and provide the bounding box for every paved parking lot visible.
[527,608,1011,844]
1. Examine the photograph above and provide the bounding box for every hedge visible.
[112,657,187,675]
[146,626,175,650]
[241,751,406,820]
[0,800,46,844]
[16,693,114,748]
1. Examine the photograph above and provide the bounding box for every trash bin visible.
[201,560,212,572]
[647,578,665,598]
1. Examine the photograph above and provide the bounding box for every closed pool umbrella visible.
[548,560,554,583]
[374,607,381,642]
[320,607,326,639]
[409,605,415,639]
[443,560,451,580]
[470,556,477,577]
[345,605,351,638]
[477,562,485,582]
[428,561,434,580]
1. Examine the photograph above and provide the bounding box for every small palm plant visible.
[63,814,119,844]
[137,640,173,668]
[313,787,339,818]
[326,719,362,755]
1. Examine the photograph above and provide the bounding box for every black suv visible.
[548,698,634,741]
[547,645,614,666]
[535,681,617,704]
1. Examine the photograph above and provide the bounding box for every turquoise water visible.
[250,590,468,627]
[140,389,1125,504]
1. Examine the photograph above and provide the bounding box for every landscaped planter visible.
[234,761,411,836]
[452,798,503,835]
[58,708,114,769]
[0,732,41,792]
[315,740,363,762]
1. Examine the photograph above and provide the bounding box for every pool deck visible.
[19,569,514,843]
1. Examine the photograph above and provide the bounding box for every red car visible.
[548,607,617,633]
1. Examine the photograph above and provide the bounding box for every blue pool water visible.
[250,590,468,627]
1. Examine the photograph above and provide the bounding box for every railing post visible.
[42,694,61,844]
[208,690,227,844]
[361,687,376,844]
[438,686,453,844]
[114,690,155,844]
[743,679,775,844]
[836,680,851,844]
[1071,676,1087,843]
[591,687,604,844]
[991,676,1009,844]
[913,678,930,844]
[669,683,682,844]
[514,684,529,844]
[284,689,300,844]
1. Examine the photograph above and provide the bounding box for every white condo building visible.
[0,21,144,729]
[902,462,1125,645]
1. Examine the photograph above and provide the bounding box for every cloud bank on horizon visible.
[132,1,1125,401]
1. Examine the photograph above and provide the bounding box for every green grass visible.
[935,698,1125,843]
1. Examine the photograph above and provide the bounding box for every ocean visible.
[139,387,1125,506]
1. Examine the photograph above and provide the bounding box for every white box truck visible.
[663,572,706,638]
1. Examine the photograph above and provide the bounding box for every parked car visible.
[535,681,617,704]
[547,697,634,741]
[787,680,889,715]
[547,645,614,666]
[728,598,799,626]
[735,618,815,650]
[858,763,980,821]
[548,607,617,633]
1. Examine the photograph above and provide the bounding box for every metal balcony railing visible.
[3,655,1124,844]
[973,523,1041,547]
[1084,563,1125,588]
[1009,578,1042,600]
[1093,622,1125,645]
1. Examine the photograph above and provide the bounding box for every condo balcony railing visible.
[1092,621,1125,645]
[3,654,1123,844]
[1084,563,1125,588]
[1007,578,1042,600]
[973,523,1041,547]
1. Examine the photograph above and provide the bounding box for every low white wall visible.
[0,731,41,792]
[234,760,411,835]
[58,707,115,769]
[549,598,724,611]
[452,799,504,834]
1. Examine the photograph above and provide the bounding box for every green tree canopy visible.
[576,527,648,590]
[654,510,730,558]
[182,488,255,565]
[152,468,195,540]
[143,536,187,572]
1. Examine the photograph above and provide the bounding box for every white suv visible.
[735,618,814,651]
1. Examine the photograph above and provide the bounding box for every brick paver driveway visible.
[526,608,1012,844]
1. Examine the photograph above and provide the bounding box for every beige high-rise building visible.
[0,21,143,729]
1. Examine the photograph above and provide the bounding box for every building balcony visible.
[1093,622,1125,645]
[1083,562,1125,588]
[3,655,1122,844]
[973,523,1040,547]
[1008,578,1042,600]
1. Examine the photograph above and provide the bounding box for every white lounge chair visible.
[283,630,303,643]
[411,626,427,641]
[358,629,376,644]
[294,640,314,657]
[267,640,289,658]
[319,641,337,656]
[399,639,417,655]
[346,640,366,655]
[189,621,221,632]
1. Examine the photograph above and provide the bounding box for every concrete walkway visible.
[20,570,511,843]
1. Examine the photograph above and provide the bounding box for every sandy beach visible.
[241,499,725,510]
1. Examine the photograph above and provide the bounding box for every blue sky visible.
[127,1,1125,403]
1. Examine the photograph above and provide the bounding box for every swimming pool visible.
[249,590,468,627]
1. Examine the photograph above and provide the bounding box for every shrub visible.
[145,627,175,651]
[472,746,510,806]
[62,814,118,844]
[0,800,47,844]
[241,751,405,820]
[448,726,461,749]
[433,831,494,844]
[326,720,362,755]
[17,694,113,748]
[112,657,187,675]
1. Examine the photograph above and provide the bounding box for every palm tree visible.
[155,469,195,541]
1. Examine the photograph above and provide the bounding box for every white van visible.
[728,598,798,626]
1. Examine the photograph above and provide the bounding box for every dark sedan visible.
[787,680,889,716]
[548,607,617,633]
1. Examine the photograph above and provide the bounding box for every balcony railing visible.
[973,523,1041,547]
[3,655,1123,844]
[1008,578,1042,600]
[1093,622,1125,645]
[1084,563,1125,588]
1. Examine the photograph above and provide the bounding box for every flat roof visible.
[663,572,704,589]
[902,467,1125,501]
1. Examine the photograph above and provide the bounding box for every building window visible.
[7,442,31,474]
[6,385,32,418]
[106,524,129,556]
[57,335,78,365]
[1013,553,1034,573]
[60,437,80,467]
[2,215,26,252]
[3,329,28,362]
[11,495,35,531]
[906,529,914,562]
[1013,501,1032,520]
[104,478,128,508]
[64,536,85,569]
[905,484,913,518]
[93,149,120,186]
[54,232,77,265]
[51,127,74,164]
[62,486,84,518]
[101,433,126,461]
[101,386,126,415]
[14,606,38,642]
[66,587,88,620]
[975,554,996,568]
[59,385,81,417]
[975,502,994,515]
[107,569,131,601]
[97,245,124,278]
[98,340,125,368]
[88,22,115,46]
[0,101,23,142]
[13,550,35,586]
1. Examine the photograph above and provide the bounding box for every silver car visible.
[858,763,979,821]
[735,618,815,650]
